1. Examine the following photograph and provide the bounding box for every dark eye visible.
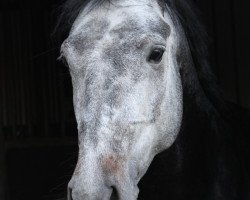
[147,48,165,64]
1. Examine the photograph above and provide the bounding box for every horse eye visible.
[147,48,165,64]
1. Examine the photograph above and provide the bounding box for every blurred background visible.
[0,0,249,199]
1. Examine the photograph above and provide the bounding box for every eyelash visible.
[59,55,69,67]
[157,0,165,14]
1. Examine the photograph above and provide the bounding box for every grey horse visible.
[57,0,250,199]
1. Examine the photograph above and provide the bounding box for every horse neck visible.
[173,89,247,199]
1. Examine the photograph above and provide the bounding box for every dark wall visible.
[0,0,249,200]
[0,1,77,141]
[0,1,78,199]
[196,0,250,108]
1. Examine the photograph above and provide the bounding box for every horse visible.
[56,0,250,199]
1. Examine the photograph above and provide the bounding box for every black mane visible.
[56,0,250,199]
[55,0,104,36]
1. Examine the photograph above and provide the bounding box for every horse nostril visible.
[68,187,73,200]
[110,186,119,200]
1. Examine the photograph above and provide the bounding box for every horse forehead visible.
[66,14,168,55]
[71,0,162,35]
[62,1,169,64]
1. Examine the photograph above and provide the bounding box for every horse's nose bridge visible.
[68,158,112,200]
[68,157,138,200]
[68,179,112,200]
[67,152,127,200]
[68,118,141,200]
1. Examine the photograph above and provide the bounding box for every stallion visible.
[56,0,250,199]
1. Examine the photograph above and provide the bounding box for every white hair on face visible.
[63,1,184,199]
